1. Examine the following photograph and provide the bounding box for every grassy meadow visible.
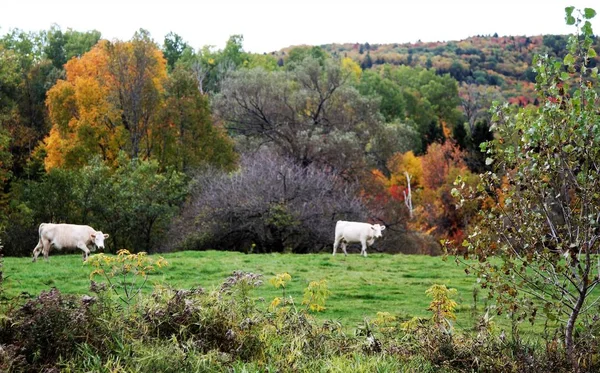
[3,250,491,331]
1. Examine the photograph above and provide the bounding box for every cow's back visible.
[42,223,94,249]
[335,221,372,241]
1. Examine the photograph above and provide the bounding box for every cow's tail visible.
[32,223,46,262]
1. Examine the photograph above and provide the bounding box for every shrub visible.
[167,150,370,253]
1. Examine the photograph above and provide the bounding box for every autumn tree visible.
[44,39,123,169]
[455,7,600,366]
[105,29,167,160]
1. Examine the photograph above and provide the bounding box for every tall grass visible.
[1,251,586,372]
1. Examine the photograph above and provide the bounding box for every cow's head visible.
[90,231,109,251]
[371,224,386,238]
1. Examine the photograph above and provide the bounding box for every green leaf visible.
[566,15,576,25]
[565,6,575,17]
[564,53,575,66]
[582,21,593,36]
[485,157,494,166]
[584,8,597,19]
[589,47,597,58]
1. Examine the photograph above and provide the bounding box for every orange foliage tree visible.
[43,30,235,172]
[45,34,162,169]
[373,140,479,243]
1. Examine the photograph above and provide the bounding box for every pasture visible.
[3,250,490,331]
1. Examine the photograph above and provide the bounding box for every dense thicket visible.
[167,151,369,253]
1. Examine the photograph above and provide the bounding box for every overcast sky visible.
[1,1,599,54]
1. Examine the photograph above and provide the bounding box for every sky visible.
[1,0,599,54]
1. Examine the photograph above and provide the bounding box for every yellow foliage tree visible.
[43,32,167,170]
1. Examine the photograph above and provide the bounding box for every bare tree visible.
[458,83,502,136]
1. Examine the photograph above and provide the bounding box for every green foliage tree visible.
[213,57,382,176]
[162,32,190,71]
[372,64,461,153]
[157,65,237,172]
[285,45,328,67]
[176,34,250,94]
[357,69,405,122]
[0,129,13,229]
[44,25,101,69]
[455,7,599,366]
[0,30,58,178]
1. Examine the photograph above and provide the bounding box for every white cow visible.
[333,220,385,257]
[32,223,109,262]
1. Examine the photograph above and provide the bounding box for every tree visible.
[358,68,405,122]
[382,65,462,153]
[458,82,502,137]
[162,32,190,71]
[0,129,12,228]
[157,66,237,172]
[105,29,167,160]
[285,46,328,67]
[175,35,249,94]
[213,57,381,176]
[455,7,600,366]
[361,52,373,70]
[1,30,59,178]
[44,31,168,167]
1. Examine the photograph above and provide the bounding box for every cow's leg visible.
[360,239,368,257]
[78,243,90,261]
[32,240,43,262]
[341,241,348,256]
[41,238,51,261]
[333,236,342,255]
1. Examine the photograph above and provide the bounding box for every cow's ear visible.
[380,225,386,231]
[104,233,109,239]
[90,233,96,239]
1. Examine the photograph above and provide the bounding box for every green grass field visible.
[4,250,490,331]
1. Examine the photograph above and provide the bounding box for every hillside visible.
[279,34,598,105]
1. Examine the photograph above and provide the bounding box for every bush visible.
[2,156,187,256]
[2,270,600,372]
[0,288,112,370]
[167,150,371,253]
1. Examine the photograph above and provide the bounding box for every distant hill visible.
[278,34,599,105]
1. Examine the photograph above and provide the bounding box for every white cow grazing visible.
[32,223,109,262]
[333,220,385,257]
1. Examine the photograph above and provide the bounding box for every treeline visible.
[0,26,505,256]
